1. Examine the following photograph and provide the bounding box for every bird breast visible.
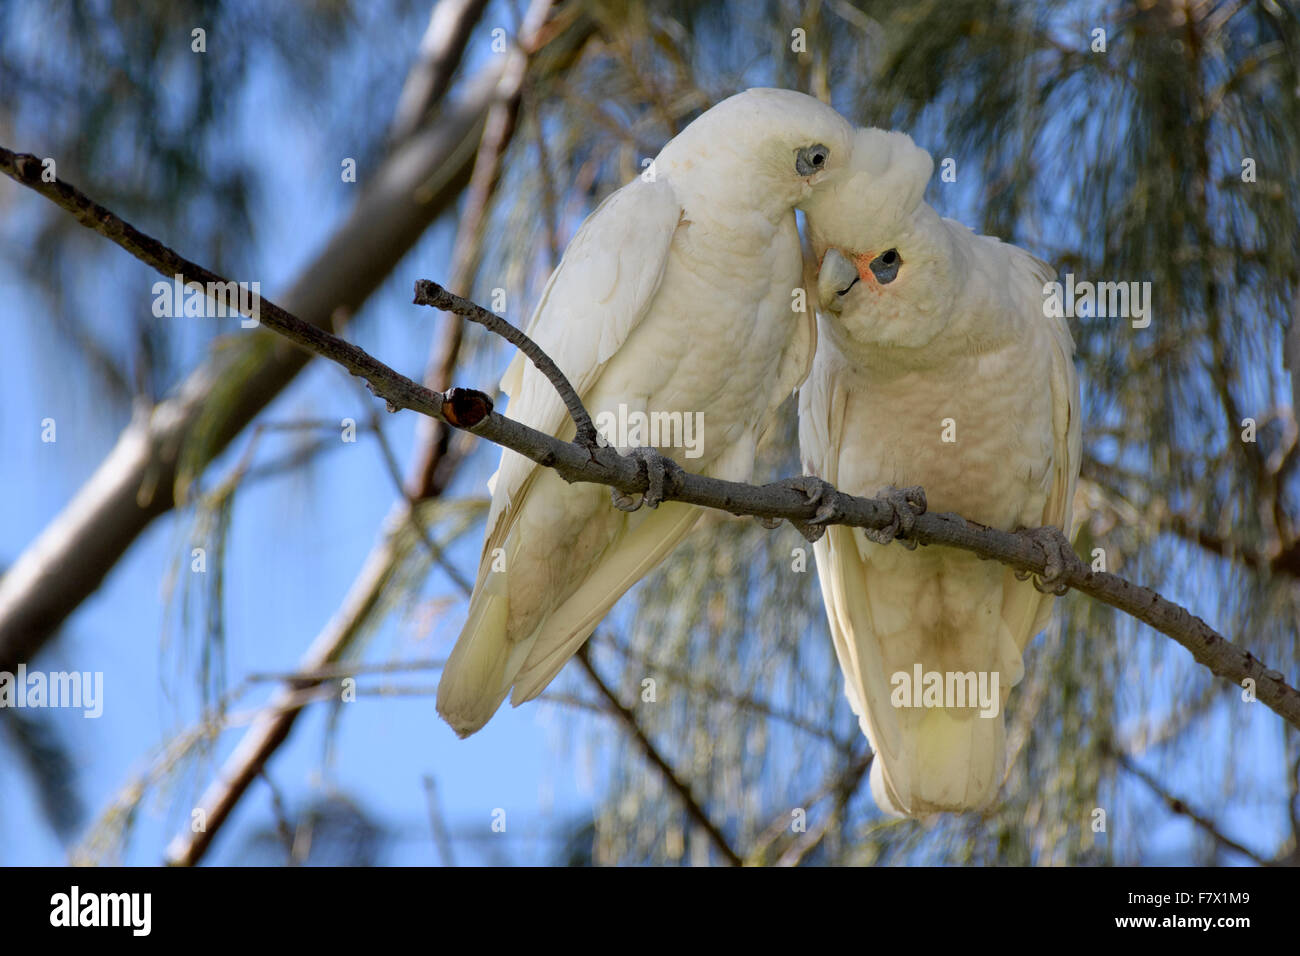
[835,342,1055,530]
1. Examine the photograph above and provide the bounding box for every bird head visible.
[803,127,959,354]
[656,88,855,219]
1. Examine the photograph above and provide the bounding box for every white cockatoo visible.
[798,128,1082,815]
[437,89,856,736]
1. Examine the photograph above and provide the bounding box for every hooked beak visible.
[819,248,863,300]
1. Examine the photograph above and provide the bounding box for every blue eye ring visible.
[870,249,901,283]
[795,144,830,176]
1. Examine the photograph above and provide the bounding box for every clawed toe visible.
[771,475,835,507]
[611,446,682,512]
[1017,525,1077,595]
[611,488,643,512]
[765,475,838,541]
[864,485,927,548]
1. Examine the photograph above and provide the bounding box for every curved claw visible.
[771,475,836,507]
[810,500,843,526]
[793,522,827,543]
[611,488,643,512]
[864,485,928,547]
[863,526,898,546]
[760,475,839,540]
[611,446,683,512]
[1018,525,1078,595]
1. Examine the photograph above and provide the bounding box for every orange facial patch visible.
[850,251,877,284]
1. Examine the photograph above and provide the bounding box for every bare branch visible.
[154,0,571,866]
[244,658,446,684]
[749,749,873,865]
[415,281,597,446]
[389,0,493,144]
[161,514,427,866]
[0,68,499,671]
[593,633,852,747]
[576,645,743,867]
[7,148,1299,738]
[357,380,475,595]
[775,752,872,867]
[0,0,600,673]
[1109,745,1270,865]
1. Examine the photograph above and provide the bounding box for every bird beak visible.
[817,248,861,310]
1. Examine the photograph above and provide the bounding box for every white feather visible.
[439,89,855,736]
[800,131,1081,813]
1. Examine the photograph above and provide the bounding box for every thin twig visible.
[422,775,458,867]
[356,377,475,595]
[1110,746,1270,865]
[749,749,872,864]
[576,645,743,867]
[775,752,873,867]
[593,633,852,747]
[245,658,446,683]
[152,0,571,867]
[414,280,597,447]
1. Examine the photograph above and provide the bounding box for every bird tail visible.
[815,526,1022,816]
[868,706,1007,816]
[507,501,701,705]
[437,499,701,737]
[435,557,537,738]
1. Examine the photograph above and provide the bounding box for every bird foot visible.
[863,486,927,549]
[1014,525,1078,595]
[763,475,839,541]
[610,446,682,512]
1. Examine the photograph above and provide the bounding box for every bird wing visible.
[481,176,684,579]
[998,248,1083,651]
[437,176,687,735]
[798,341,905,774]
[776,232,821,404]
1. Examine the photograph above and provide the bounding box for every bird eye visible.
[869,249,902,283]
[795,144,830,177]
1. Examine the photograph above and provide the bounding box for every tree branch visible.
[389,0,493,145]
[6,125,1300,742]
[0,0,600,675]
[0,67,499,672]
[1109,745,1270,865]
[575,645,743,866]
[415,282,597,446]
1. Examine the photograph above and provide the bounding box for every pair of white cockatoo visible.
[436,89,1081,817]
